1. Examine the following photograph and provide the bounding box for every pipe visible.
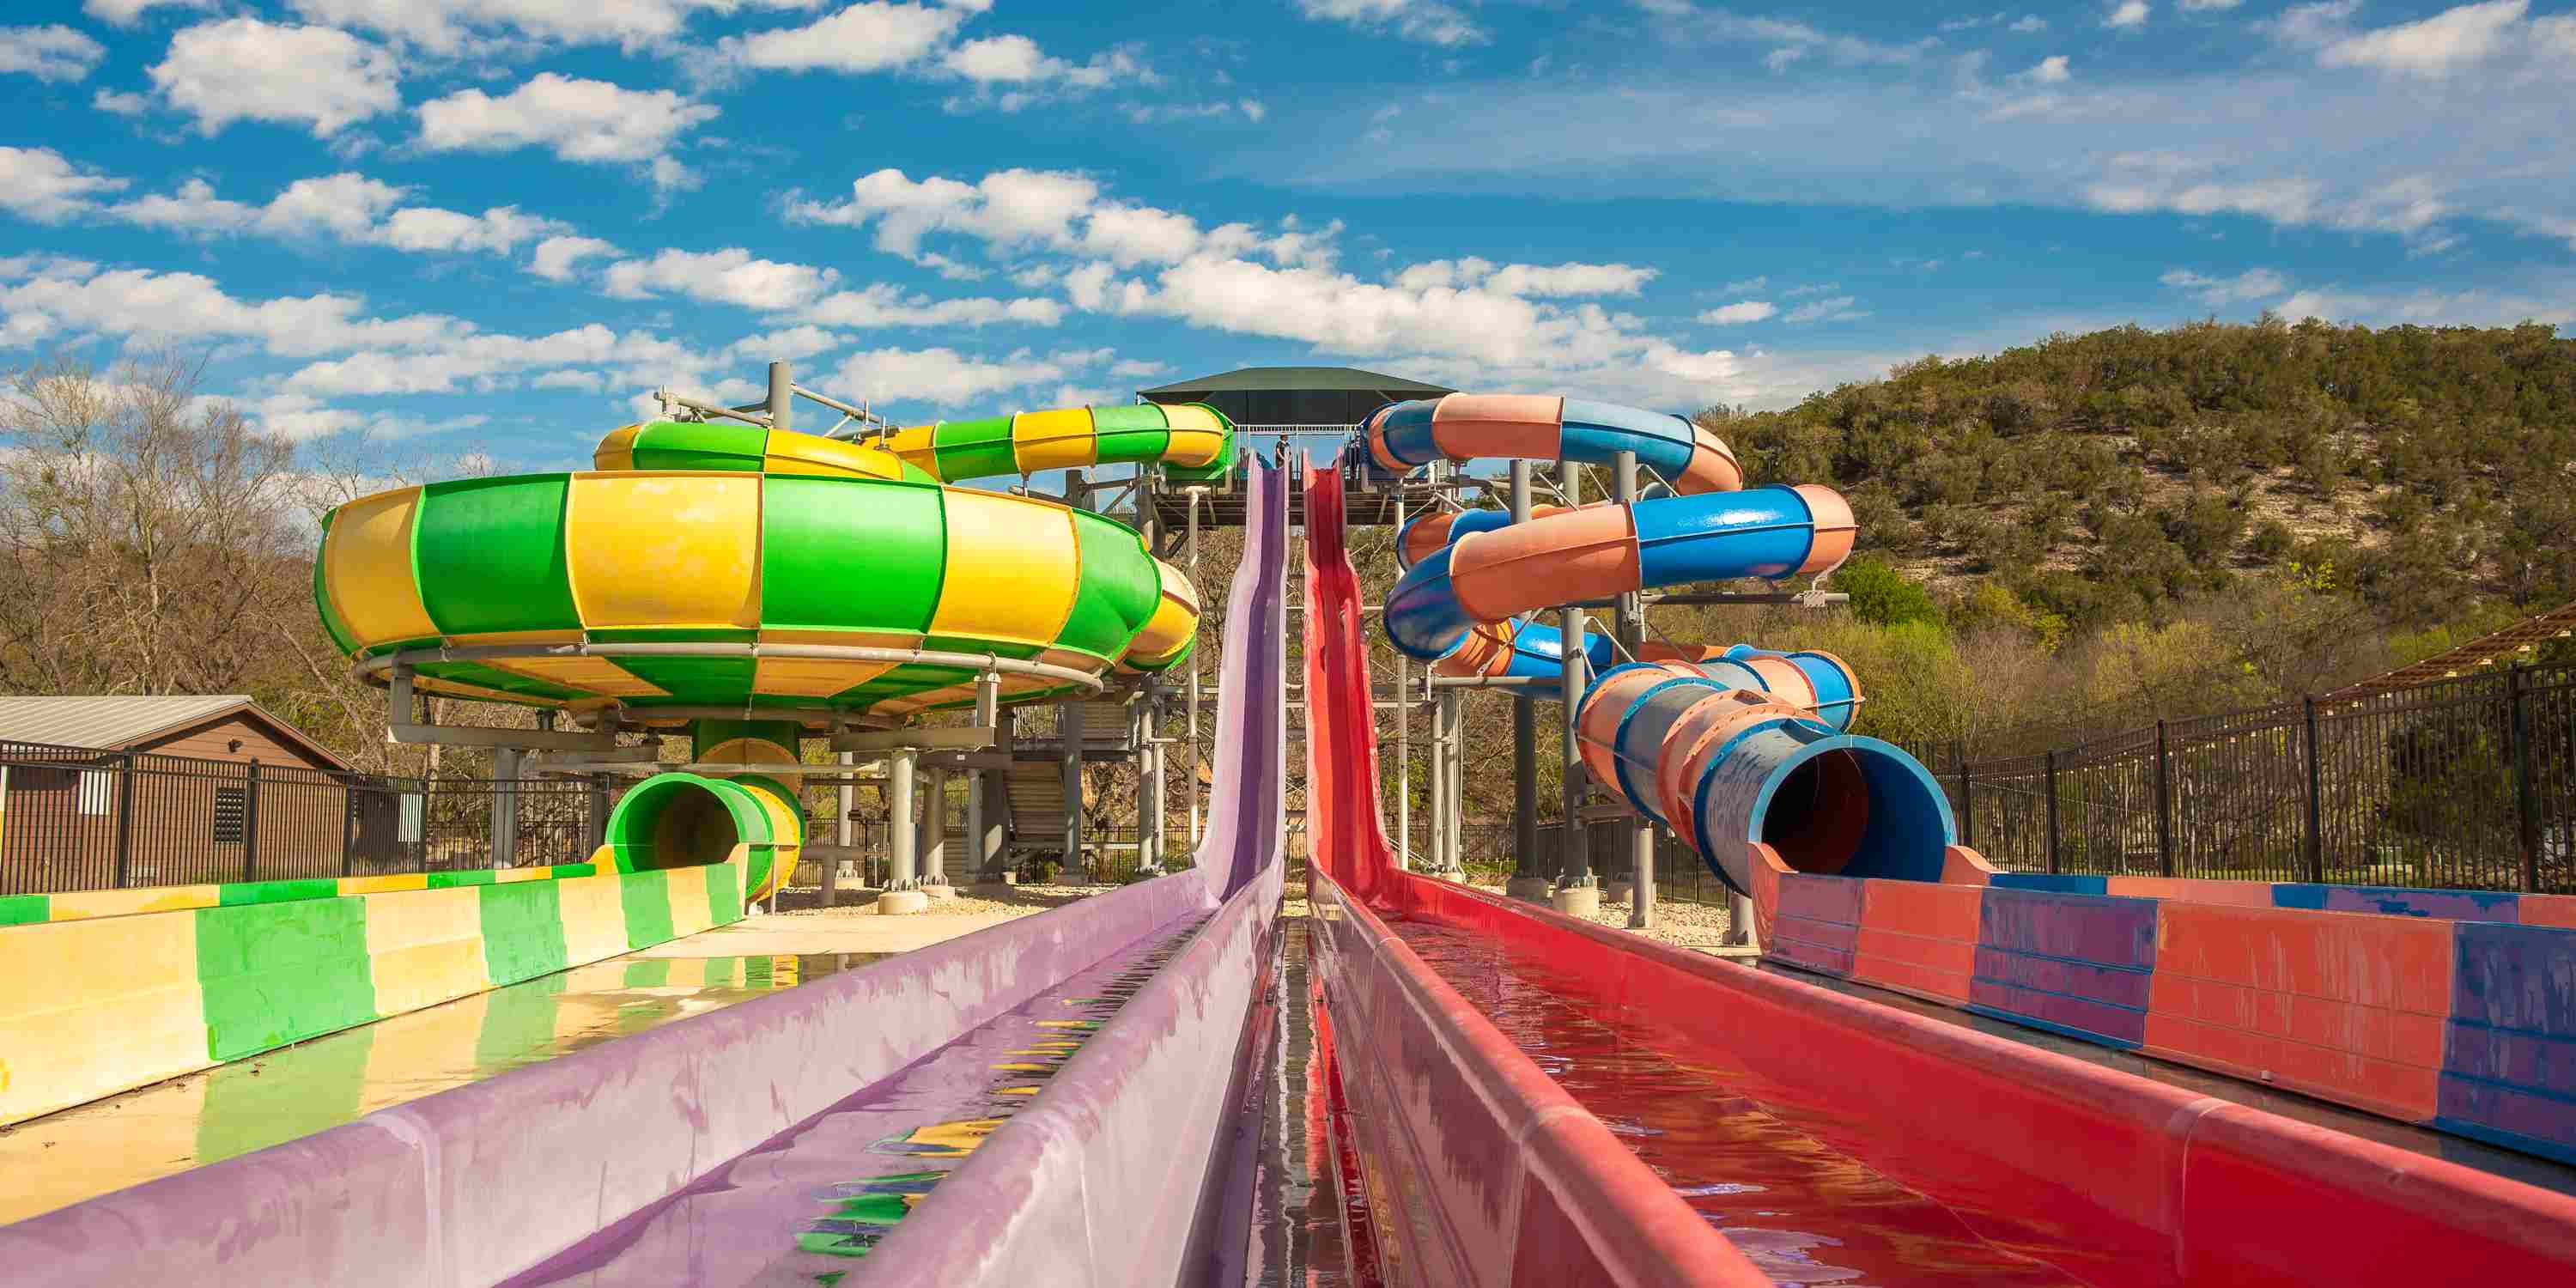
[1365,392,1742,495]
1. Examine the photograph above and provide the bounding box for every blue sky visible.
[3,0,2571,472]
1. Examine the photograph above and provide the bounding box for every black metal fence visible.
[1905,661,2576,893]
[0,738,608,896]
[1437,661,2576,902]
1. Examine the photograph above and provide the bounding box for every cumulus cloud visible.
[283,0,797,55]
[804,283,1066,327]
[529,234,618,282]
[787,166,1340,271]
[416,73,717,189]
[1698,301,1777,324]
[598,247,841,308]
[720,1,969,73]
[2023,54,2071,82]
[2317,0,2529,76]
[828,345,1095,407]
[0,145,129,222]
[0,25,106,82]
[2105,0,2149,28]
[1294,0,1485,47]
[83,0,215,27]
[102,169,569,257]
[2160,266,2290,304]
[149,17,402,138]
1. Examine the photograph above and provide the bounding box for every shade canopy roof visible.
[1139,366,1452,428]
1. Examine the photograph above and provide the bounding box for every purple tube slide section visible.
[0,458,1291,1287]
[860,450,1291,1285]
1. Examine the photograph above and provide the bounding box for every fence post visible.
[2154,720,2175,878]
[2303,696,2324,884]
[112,750,138,889]
[1954,739,1973,848]
[341,775,358,877]
[2511,664,2539,894]
[242,760,262,883]
[2044,749,2061,874]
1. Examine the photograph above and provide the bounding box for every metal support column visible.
[1140,685,1164,873]
[968,673,999,882]
[1507,460,1546,901]
[767,360,792,434]
[1428,679,1448,873]
[1393,481,1412,870]
[1615,450,1653,927]
[886,748,917,890]
[1445,689,1467,873]
[829,750,851,906]
[1555,458,1594,907]
[1186,487,1205,846]
[491,746,520,870]
[1062,467,1090,878]
[921,766,950,889]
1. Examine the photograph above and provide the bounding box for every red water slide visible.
[1299,450,2576,1287]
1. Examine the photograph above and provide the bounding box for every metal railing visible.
[1900,660,2576,893]
[0,740,610,895]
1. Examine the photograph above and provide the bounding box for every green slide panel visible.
[414,475,578,636]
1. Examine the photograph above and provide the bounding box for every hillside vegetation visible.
[1649,317,2576,757]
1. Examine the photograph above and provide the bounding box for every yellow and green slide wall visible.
[0,856,745,1127]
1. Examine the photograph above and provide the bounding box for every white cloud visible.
[149,17,401,138]
[2178,0,2241,9]
[283,0,795,55]
[2009,14,2048,30]
[789,166,1339,273]
[92,88,149,115]
[2022,54,2071,82]
[1394,258,1655,296]
[83,0,215,26]
[0,264,461,359]
[720,2,969,73]
[1781,282,1842,297]
[598,247,840,308]
[2318,0,2527,76]
[1295,0,1485,47]
[0,25,106,82]
[416,74,718,187]
[377,205,566,253]
[2160,266,2289,304]
[725,325,846,362]
[102,171,558,258]
[2276,284,2576,327]
[2105,0,2149,28]
[829,345,1087,407]
[529,234,618,281]
[943,33,1047,81]
[803,283,1066,327]
[1783,295,1867,323]
[1109,357,1167,378]
[1699,301,1777,324]
[1721,276,1768,293]
[0,146,130,222]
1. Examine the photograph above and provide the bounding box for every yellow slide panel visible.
[1012,408,1100,474]
[554,871,631,967]
[927,491,1080,652]
[1161,404,1228,467]
[487,653,670,699]
[592,424,644,471]
[884,425,943,479]
[566,472,763,631]
[361,884,491,1017]
[1125,558,1200,667]
[324,488,440,646]
[46,885,219,922]
[762,430,909,480]
[0,914,207,1127]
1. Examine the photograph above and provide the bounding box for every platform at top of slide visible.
[313,404,1230,726]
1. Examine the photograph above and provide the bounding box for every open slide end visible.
[602,771,801,902]
[1697,726,1953,894]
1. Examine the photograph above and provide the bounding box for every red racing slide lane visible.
[1299,448,2576,1287]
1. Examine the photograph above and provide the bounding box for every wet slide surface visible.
[507,912,1212,1285]
[0,949,872,1228]
[1389,917,2105,1288]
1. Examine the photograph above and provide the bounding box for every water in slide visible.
[1299,447,2576,1285]
[2,453,1291,1286]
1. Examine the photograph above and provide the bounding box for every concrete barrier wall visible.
[1404,868,2576,1285]
[1756,861,2576,1164]
[0,860,735,1127]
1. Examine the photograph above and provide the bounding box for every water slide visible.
[1370,393,1853,690]
[314,404,1232,905]
[1301,446,2576,1285]
[3,447,1290,1285]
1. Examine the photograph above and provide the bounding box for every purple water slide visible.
[0,454,1291,1287]
[859,447,1291,1285]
